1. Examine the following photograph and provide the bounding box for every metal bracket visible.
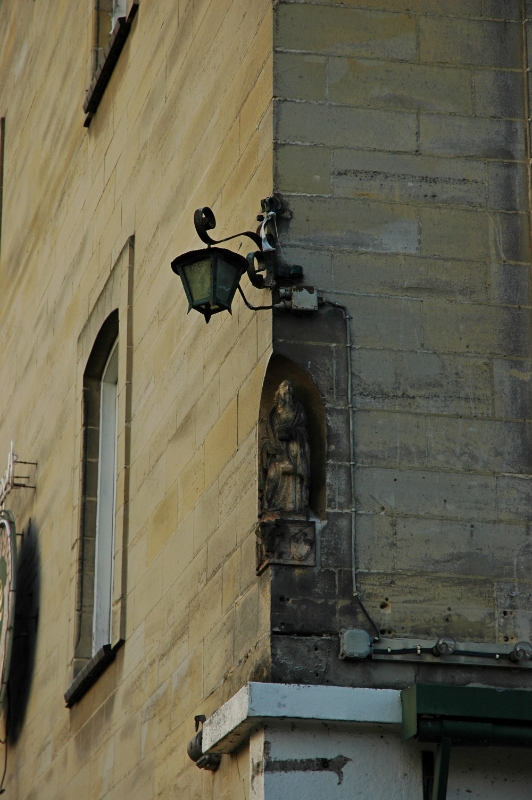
[339,630,532,668]
[0,441,37,510]
[186,714,221,772]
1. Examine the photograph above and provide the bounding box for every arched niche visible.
[259,354,326,520]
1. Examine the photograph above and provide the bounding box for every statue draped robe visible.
[260,382,310,516]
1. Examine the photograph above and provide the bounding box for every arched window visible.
[93,338,118,654]
[76,311,119,665]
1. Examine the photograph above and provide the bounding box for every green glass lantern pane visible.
[215,257,240,307]
[183,257,212,304]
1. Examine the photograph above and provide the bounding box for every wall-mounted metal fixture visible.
[402,684,532,800]
[432,636,456,657]
[276,285,320,312]
[340,630,532,668]
[0,441,37,511]
[171,206,275,323]
[187,715,221,771]
[170,199,311,323]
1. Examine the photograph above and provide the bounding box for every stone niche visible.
[256,354,326,574]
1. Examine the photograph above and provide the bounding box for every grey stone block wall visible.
[272,0,532,675]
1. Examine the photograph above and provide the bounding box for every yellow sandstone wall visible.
[0,0,273,797]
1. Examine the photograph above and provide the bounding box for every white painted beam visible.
[203,682,402,754]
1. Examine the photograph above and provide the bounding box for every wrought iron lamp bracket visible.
[193,206,262,251]
[193,206,274,290]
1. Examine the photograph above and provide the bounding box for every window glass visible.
[111,0,127,31]
[92,339,118,655]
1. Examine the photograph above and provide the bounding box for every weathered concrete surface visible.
[249,720,532,800]
[272,0,532,672]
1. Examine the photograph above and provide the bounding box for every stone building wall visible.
[1,0,532,798]
[272,0,532,684]
[0,0,274,797]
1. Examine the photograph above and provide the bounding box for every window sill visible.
[83,1,139,127]
[64,640,123,707]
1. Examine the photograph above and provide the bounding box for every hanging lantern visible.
[171,246,247,322]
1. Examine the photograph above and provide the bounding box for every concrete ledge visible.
[203,682,402,754]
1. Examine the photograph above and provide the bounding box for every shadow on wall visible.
[8,519,40,744]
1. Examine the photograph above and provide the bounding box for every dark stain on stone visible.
[265,754,351,785]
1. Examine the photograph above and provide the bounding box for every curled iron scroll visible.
[193,207,262,250]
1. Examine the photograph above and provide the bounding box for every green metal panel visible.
[401,685,419,741]
[401,684,532,741]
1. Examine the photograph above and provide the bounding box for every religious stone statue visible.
[256,380,315,574]
[259,380,311,517]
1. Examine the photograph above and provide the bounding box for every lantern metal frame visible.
[171,206,276,323]
[171,246,248,322]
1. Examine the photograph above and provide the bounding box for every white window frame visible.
[92,339,118,655]
[111,0,127,31]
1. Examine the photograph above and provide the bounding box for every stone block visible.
[328,57,473,114]
[275,3,417,60]
[177,446,205,524]
[356,467,498,520]
[320,511,352,569]
[333,0,482,11]
[147,480,178,564]
[496,475,532,521]
[194,480,222,558]
[394,517,531,579]
[188,568,223,651]
[488,162,528,212]
[493,359,532,420]
[203,612,234,695]
[419,207,529,262]
[219,323,258,412]
[283,194,419,253]
[420,114,525,160]
[237,357,267,447]
[326,461,353,510]
[352,349,493,416]
[270,566,338,633]
[422,300,532,357]
[419,17,521,69]
[332,150,486,208]
[349,294,423,350]
[274,52,327,102]
[426,417,532,474]
[333,251,489,302]
[271,593,338,634]
[326,406,351,462]
[490,262,531,306]
[222,547,241,613]
[497,580,532,644]
[274,563,338,604]
[482,0,521,21]
[239,54,273,150]
[275,99,418,152]
[355,410,427,468]
[204,398,238,488]
[355,512,395,572]
[256,518,316,574]
[274,143,331,195]
[474,68,524,118]
[358,571,496,640]
[234,583,260,660]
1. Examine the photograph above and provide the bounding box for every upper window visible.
[96,0,127,54]
[83,0,139,127]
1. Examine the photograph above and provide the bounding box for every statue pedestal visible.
[256,517,316,575]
